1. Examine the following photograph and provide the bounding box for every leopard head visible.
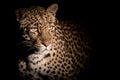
[16,4,58,47]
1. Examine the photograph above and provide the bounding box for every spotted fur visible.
[16,3,92,80]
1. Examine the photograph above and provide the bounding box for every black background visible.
[4,0,97,80]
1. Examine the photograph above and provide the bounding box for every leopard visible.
[15,3,92,80]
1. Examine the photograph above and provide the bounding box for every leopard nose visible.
[42,41,51,47]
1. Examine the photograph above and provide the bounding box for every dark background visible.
[10,0,96,80]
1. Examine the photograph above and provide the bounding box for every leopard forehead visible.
[19,8,51,28]
[16,4,58,29]
[24,6,46,15]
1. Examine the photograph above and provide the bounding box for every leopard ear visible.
[15,8,26,21]
[47,3,58,16]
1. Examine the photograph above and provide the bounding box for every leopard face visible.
[16,4,58,47]
[16,3,92,80]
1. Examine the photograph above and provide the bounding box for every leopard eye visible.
[48,26,55,30]
[30,29,37,32]
[52,27,55,30]
[49,22,54,26]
